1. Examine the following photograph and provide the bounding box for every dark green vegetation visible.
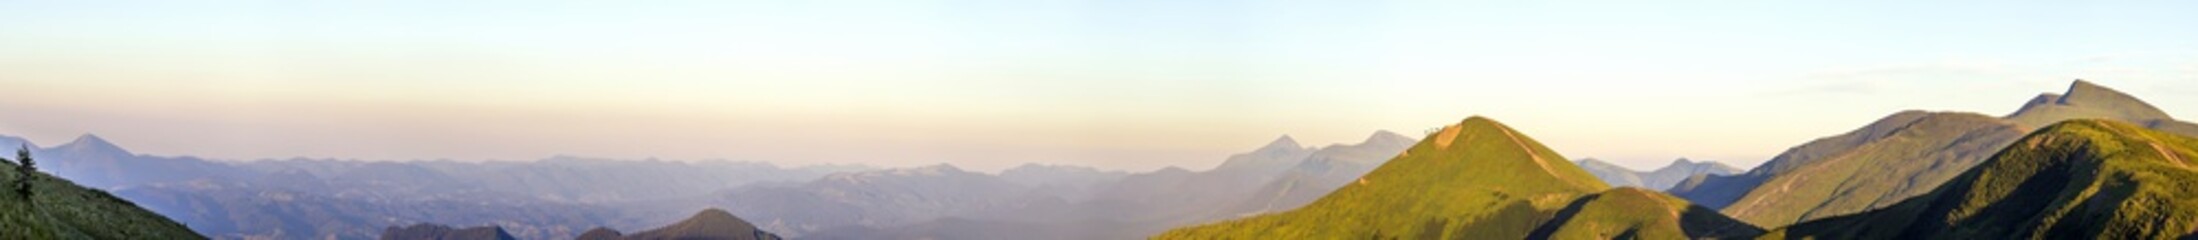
[1670,80,2198,228]
[1,147,204,239]
[1156,117,1761,239]
[1768,119,2198,239]
[379,223,517,240]
[593,208,783,240]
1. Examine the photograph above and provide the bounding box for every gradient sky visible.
[2,1,2194,172]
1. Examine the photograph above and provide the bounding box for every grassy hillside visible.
[1534,188,1762,239]
[1714,112,2024,227]
[1769,119,2198,239]
[1,158,204,239]
[1156,117,1755,239]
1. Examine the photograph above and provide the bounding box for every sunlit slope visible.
[1156,117,1756,239]
[1769,119,2198,239]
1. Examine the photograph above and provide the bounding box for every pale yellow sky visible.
[3,1,2195,172]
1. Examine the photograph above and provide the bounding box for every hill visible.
[615,208,783,240]
[1576,158,1741,190]
[1767,119,2198,239]
[0,149,204,239]
[1670,80,2198,228]
[1156,117,1758,239]
[379,224,516,240]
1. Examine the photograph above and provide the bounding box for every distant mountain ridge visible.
[1574,158,1741,190]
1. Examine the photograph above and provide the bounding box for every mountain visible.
[1575,158,1742,190]
[706,164,1054,236]
[379,224,517,240]
[38,134,253,189]
[1670,80,2198,228]
[2004,80,2177,129]
[997,163,1128,202]
[1157,117,1759,239]
[1768,119,2198,239]
[1,150,204,239]
[620,208,783,240]
[1218,130,1416,217]
[0,133,859,239]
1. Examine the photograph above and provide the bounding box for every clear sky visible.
[2,0,2194,172]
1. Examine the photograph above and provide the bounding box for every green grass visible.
[1770,119,2198,239]
[1,160,204,240]
[1155,117,1758,239]
[1717,112,2024,228]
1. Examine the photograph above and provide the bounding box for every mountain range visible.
[14,79,2198,239]
[1575,158,1741,190]
[1669,80,2198,228]
[1159,117,1762,239]
[1770,119,2198,238]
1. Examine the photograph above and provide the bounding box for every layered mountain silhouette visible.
[379,224,517,240]
[1669,80,2198,228]
[1575,158,1741,190]
[1,150,203,239]
[1769,119,2198,239]
[1157,117,1760,239]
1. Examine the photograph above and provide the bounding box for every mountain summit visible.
[55,134,130,156]
[621,208,782,240]
[2007,79,2178,128]
[1158,117,1758,239]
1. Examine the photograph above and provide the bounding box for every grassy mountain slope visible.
[1,159,203,239]
[1534,188,1762,239]
[1714,112,2024,227]
[1672,80,2198,228]
[1157,117,1756,239]
[1768,119,2198,239]
[622,208,782,240]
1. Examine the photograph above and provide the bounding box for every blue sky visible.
[2,0,2195,171]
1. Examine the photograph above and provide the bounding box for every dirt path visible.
[2153,142,2187,168]
[1496,125,1570,187]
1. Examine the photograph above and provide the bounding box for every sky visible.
[1,0,2194,172]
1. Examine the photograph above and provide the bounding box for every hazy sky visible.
[2,1,2194,171]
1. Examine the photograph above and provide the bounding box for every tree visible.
[12,144,30,199]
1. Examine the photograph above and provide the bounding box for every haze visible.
[3,1,2195,171]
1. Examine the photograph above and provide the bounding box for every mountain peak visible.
[1363,130,1416,147]
[2006,79,2173,127]
[1257,135,1304,152]
[57,133,131,155]
[624,208,777,240]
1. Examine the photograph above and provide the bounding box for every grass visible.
[1154,117,1758,239]
[1770,119,2198,239]
[1,158,204,239]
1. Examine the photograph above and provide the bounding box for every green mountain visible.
[1670,80,2198,228]
[605,208,782,240]
[1768,119,2198,239]
[379,223,517,240]
[1156,117,1759,239]
[1,152,204,239]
